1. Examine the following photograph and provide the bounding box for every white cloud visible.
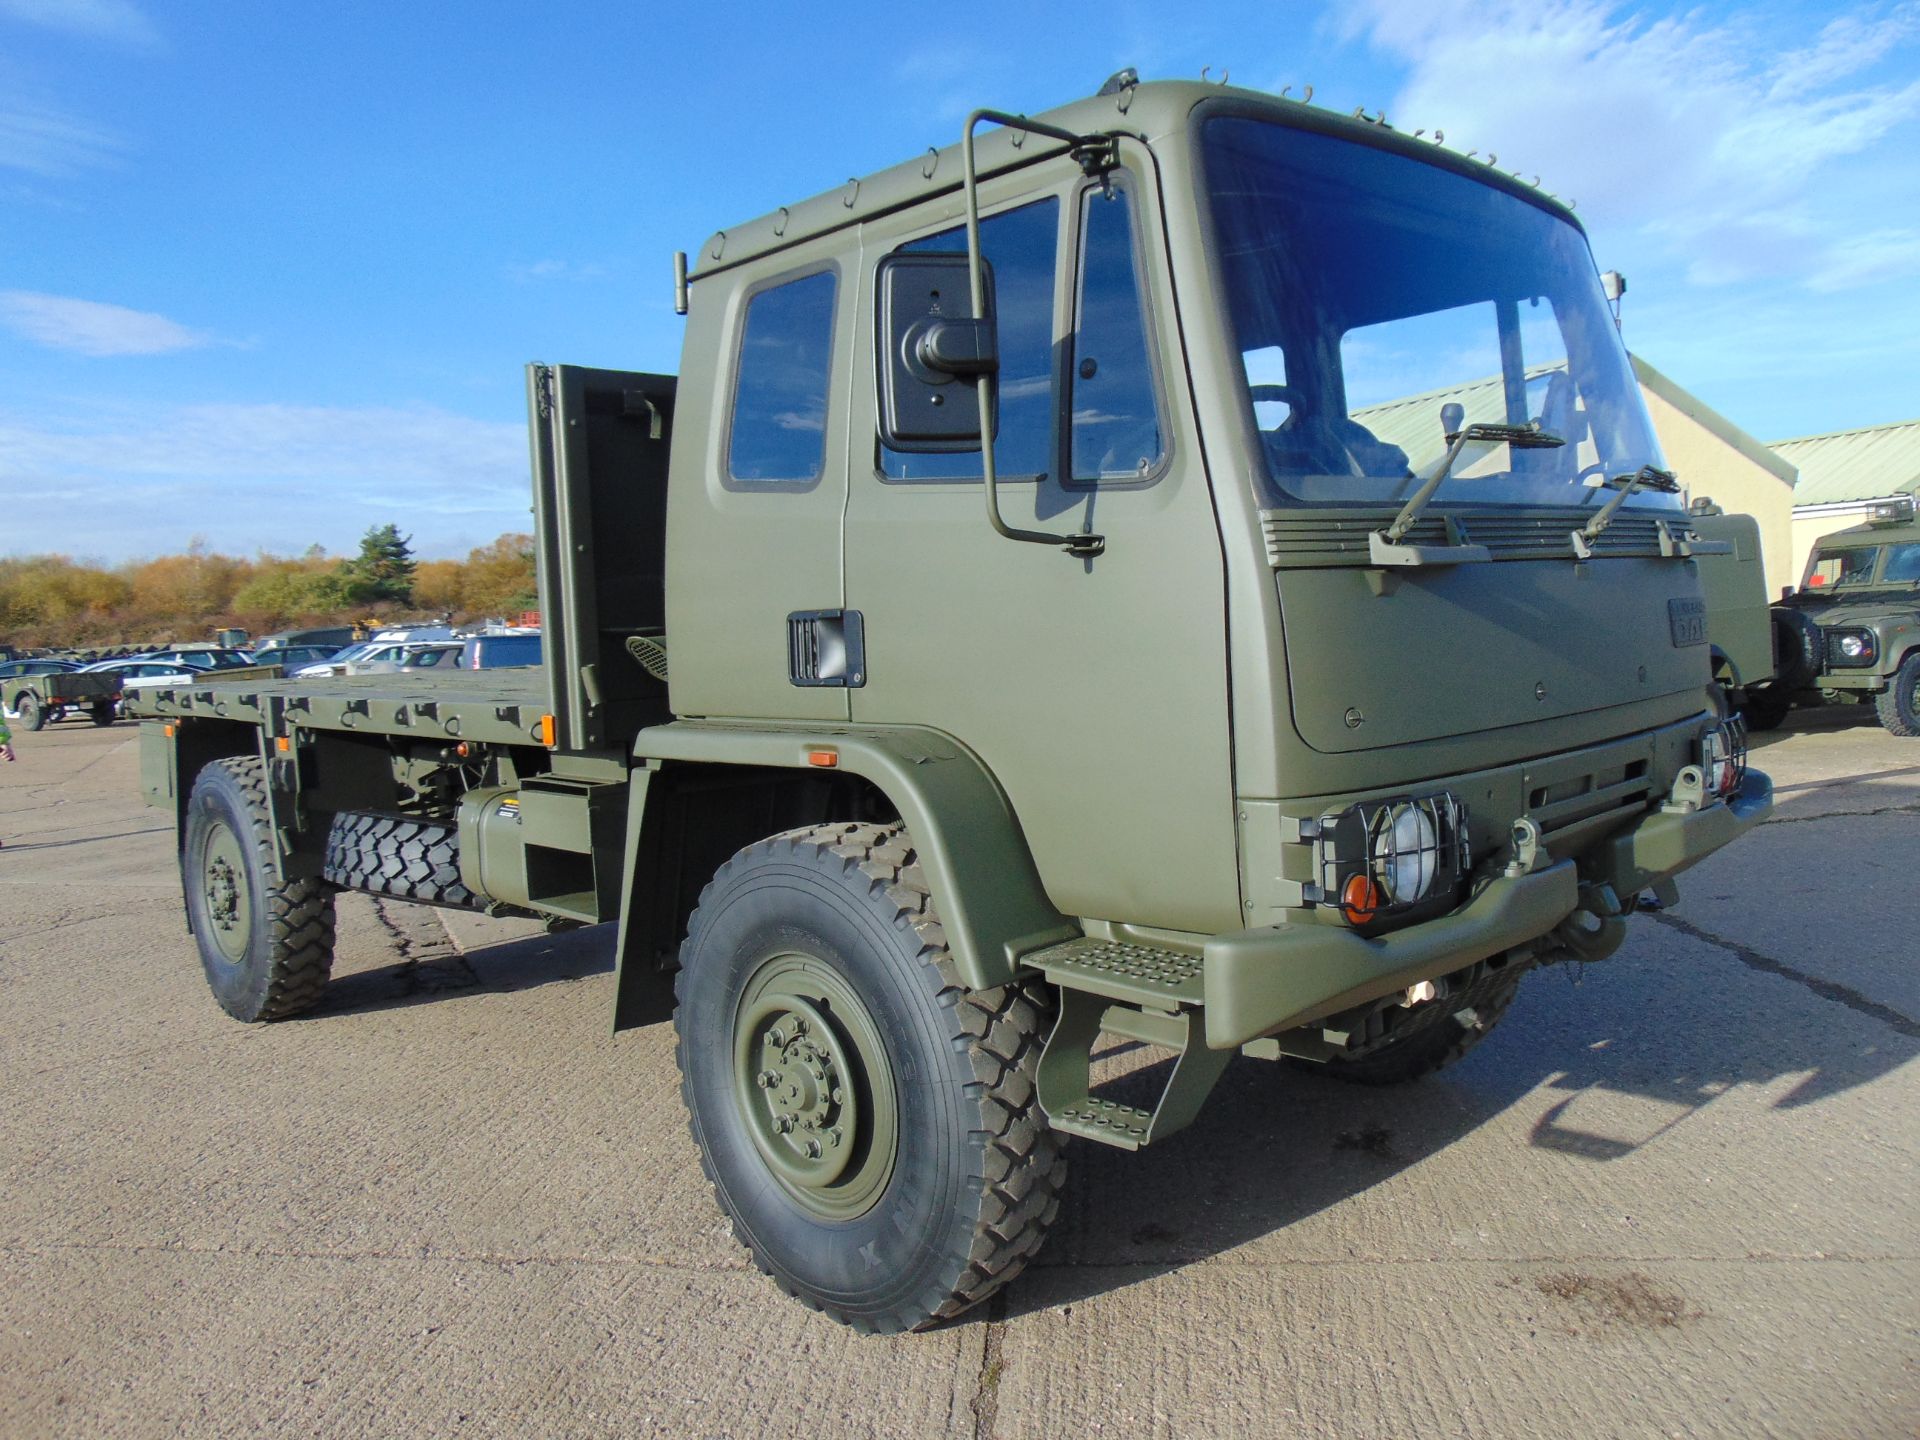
[0,399,532,560]
[0,99,121,174]
[505,258,607,283]
[0,291,208,356]
[1350,0,1920,290]
[0,0,158,47]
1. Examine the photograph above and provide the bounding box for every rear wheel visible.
[183,757,335,1021]
[674,821,1063,1333]
[17,694,44,731]
[1875,652,1920,737]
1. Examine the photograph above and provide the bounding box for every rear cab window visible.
[729,269,838,486]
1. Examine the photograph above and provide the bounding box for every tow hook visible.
[1552,882,1628,962]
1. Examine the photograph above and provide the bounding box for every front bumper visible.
[1201,768,1774,1049]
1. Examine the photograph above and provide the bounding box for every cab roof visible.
[692,78,1582,280]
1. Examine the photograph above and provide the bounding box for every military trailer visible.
[1761,496,1920,734]
[135,75,1772,1333]
[9,668,122,730]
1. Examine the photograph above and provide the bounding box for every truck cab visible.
[139,76,1772,1335]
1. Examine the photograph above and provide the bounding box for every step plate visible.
[1049,1097,1154,1150]
[1029,938,1204,1010]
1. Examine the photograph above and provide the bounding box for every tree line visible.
[0,525,539,649]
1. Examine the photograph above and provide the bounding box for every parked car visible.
[254,644,343,671]
[79,657,199,714]
[398,643,465,670]
[138,647,258,671]
[347,641,464,676]
[255,626,358,652]
[291,641,391,678]
[459,633,542,669]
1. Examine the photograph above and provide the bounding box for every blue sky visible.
[2,0,1916,561]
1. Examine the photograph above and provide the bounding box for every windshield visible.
[1805,546,1880,589]
[1806,541,1920,589]
[1202,117,1672,511]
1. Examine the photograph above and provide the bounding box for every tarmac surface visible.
[0,709,1914,1439]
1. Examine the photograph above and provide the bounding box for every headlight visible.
[1825,628,1877,667]
[1307,791,1469,927]
[1702,715,1747,799]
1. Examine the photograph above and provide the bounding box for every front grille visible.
[1261,505,1674,568]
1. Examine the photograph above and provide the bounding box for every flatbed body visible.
[136,668,561,749]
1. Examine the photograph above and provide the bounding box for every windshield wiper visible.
[1570,464,1680,558]
[1370,421,1566,567]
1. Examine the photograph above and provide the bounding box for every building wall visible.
[1789,503,1877,588]
[1640,384,1797,596]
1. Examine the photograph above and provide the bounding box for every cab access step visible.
[1026,937,1231,1151]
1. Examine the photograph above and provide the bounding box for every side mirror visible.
[876,252,998,451]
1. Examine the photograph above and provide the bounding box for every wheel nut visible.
[804,1139,823,1159]
[775,1116,795,1133]
[830,1087,844,1106]
[756,1070,776,1089]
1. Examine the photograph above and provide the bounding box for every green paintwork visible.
[632,721,1079,990]
[732,951,898,1220]
[135,76,1777,1165]
[1689,507,1774,690]
[1778,513,1920,694]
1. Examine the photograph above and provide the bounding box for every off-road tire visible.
[17,694,44,731]
[183,757,335,1022]
[321,811,478,908]
[1771,608,1822,692]
[89,701,115,726]
[674,821,1064,1334]
[1875,652,1920,737]
[1739,681,1794,732]
[1302,966,1525,1086]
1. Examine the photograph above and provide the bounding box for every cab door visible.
[842,145,1239,933]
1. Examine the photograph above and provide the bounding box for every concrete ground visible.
[0,709,1913,1440]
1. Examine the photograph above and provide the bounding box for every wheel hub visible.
[732,954,897,1220]
[749,1000,857,1180]
[206,856,241,931]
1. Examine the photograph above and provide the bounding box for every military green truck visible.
[1761,497,1920,734]
[1685,500,1790,726]
[134,75,1772,1333]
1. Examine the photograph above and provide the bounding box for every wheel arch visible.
[612,723,1077,1029]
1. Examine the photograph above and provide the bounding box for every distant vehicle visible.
[0,659,80,682]
[346,641,463,676]
[256,626,357,652]
[79,658,199,713]
[459,633,542,669]
[257,644,344,670]
[1762,496,1920,735]
[369,625,457,644]
[290,641,392,678]
[6,664,125,729]
[399,643,465,670]
[0,659,82,718]
[141,647,258,671]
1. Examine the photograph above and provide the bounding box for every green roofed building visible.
[1773,418,1920,586]
[1353,353,1800,596]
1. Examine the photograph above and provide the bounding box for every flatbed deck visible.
[132,669,552,747]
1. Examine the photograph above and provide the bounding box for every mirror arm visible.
[962,108,1106,560]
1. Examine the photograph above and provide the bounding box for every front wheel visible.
[1740,682,1794,732]
[674,822,1063,1333]
[183,757,336,1021]
[1876,652,1920,737]
[1300,966,1525,1086]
